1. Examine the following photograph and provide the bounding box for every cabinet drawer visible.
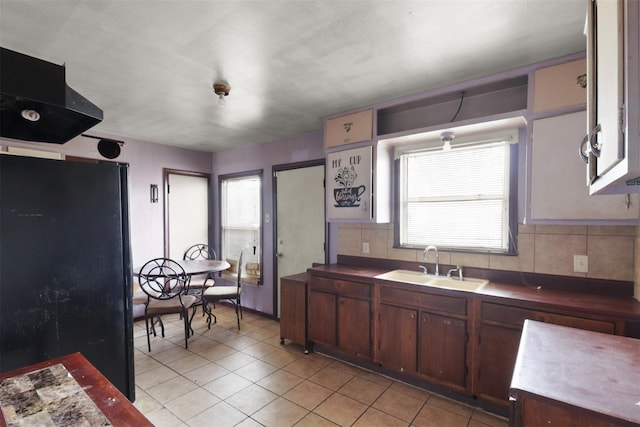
[536,312,614,334]
[481,302,615,334]
[380,285,466,315]
[482,303,535,327]
[310,276,371,299]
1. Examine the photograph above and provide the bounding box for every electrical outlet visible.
[362,242,370,254]
[573,255,588,273]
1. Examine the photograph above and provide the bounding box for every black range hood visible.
[0,47,103,144]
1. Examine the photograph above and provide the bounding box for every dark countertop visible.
[281,272,309,283]
[510,320,640,425]
[477,281,640,320]
[308,264,388,281]
[308,264,640,321]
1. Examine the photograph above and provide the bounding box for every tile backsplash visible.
[338,223,639,294]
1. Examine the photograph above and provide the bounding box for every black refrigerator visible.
[0,154,135,400]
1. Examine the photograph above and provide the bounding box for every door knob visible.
[276,252,283,258]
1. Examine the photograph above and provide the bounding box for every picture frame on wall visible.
[326,145,372,220]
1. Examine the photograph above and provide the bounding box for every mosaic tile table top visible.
[0,363,111,427]
[0,353,151,427]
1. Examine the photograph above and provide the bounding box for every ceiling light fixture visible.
[21,109,40,122]
[213,83,230,106]
[440,132,455,151]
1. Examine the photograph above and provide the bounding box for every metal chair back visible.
[138,258,188,301]
[183,244,216,261]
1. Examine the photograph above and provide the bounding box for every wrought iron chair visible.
[138,258,196,351]
[202,251,243,330]
[183,243,217,314]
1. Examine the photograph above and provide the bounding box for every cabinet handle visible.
[588,124,602,157]
[410,314,415,319]
[578,134,589,164]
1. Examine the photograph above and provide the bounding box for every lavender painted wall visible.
[0,134,212,267]
[211,130,325,315]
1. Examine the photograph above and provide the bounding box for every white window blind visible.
[221,174,261,274]
[399,139,512,252]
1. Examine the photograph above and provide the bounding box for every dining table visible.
[133,258,232,334]
[134,258,231,278]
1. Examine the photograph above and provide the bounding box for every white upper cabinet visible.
[530,111,639,221]
[324,110,373,149]
[533,59,586,114]
[586,0,640,194]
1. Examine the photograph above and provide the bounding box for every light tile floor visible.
[133,305,508,427]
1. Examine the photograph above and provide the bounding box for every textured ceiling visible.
[0,0,586,152]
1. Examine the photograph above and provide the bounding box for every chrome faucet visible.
[447,265,464,281]
[422,246,439,276]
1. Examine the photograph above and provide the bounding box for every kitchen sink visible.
[375,269,488,292]
[425,277,488,292]
[375,269,434,285]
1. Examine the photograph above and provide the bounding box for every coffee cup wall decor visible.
[326,145,372,220]
[333,185,366,207]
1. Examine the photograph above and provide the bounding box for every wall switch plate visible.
[573,255,588,273]
[362,242,370,253]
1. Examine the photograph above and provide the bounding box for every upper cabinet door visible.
[533,59,586,114]
[325,110,373,149]
[586,0,640,194]
[592,0,625,176]
[530,111,639,221]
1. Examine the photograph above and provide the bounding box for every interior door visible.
[275,164,325,317]
[166,171,210,260]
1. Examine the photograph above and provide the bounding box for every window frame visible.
[393,131,519,255]
[219,170,263,284]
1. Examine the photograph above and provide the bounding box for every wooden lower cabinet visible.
[511,394,630,427]
[377,304,418,373]
[279,273,308,352]
[376,282,468,391]
[475,301,616,407]
[419,312,467,390]
[475,323,523,405]
[308,275,372,359]
[308,289,337,346]
[307,269,634,413]
[338,296,371,358]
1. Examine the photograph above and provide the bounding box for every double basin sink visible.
[375,269,489,292]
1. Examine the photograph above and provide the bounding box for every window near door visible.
[396,130,518,254]
[220,171,262,284]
